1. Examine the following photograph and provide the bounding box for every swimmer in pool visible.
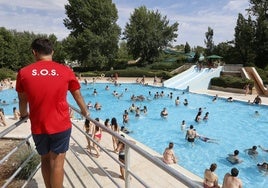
[227,150,243,164]
[244,145,258,158]
[185,125,197,146]
[160,107,168,118]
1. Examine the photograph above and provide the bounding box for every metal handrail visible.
[70,105,202,188]
[0,107,202,188]
[71,119,148,187]
[0,117,28,138]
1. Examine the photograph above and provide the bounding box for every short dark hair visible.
[231,167,239,177]
[234,150,239,155]
[169,142,174,149]
[210,163,217,172]
[31,38,53,55]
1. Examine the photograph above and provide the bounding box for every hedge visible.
[211,75,254,89]
[79,68,172,79]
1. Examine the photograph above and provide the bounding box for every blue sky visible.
[0,0,249,47]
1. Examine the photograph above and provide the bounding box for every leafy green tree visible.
[0,27,19,69]
[234,14,256,66]
[117,40,132,60]
[248,0,268,68]
[193,51,200,63]
[63,0,121,69]
[184,42,191,53]
[13,31,42,69]
[213,42,240,64]
[204,27,214,56]
[123,6,179,65]
[47,34,67,64]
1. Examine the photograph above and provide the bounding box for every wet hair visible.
[210,163,217,172]
[234,150,239,155]
[231,167,239,177]
[31,38,53,55]
[190,125,194,129]
[168,142,174,149]
[252,146,257,150]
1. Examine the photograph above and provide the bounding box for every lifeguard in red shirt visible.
[16,38,89,188]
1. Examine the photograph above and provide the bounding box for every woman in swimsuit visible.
[163,142,177,164]
[115,135,136,180]
[111,117,120,151]
[93,124,102,157]
[84,119,94,152]
[203,163,220,188]
[116,135,126,179]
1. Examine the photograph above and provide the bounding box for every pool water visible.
[1,83,268,188]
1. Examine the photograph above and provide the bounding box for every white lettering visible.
[51,69,57,76]
[31,69,59,77]
[32,69,37,76]
[40,69,49,76]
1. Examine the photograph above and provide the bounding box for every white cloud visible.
[223,0,249,12]
[0,0,250,46]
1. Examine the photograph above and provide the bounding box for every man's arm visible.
[70,89,89,117]
[18,92,28,118]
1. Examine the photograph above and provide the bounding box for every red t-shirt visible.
[16,60,80,134]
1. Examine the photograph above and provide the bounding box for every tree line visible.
[0,0,267,72]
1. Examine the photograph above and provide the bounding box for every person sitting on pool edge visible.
[244,145,258,158]
[203,163,220,188]
[227,150,243,164]
[185,125,197,145]
[253,95,262,105]
[222,167,242,188]
[162,142,177,164]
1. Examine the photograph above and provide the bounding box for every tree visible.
[117,41,132,60]
[63,0,121,69]
[234,14,256,66]
[248,0,268,68]
[123,6,179,65]
[0,27,18,69]
[184,42,191,53]
[204,27,214,56]
[213,42,240,64]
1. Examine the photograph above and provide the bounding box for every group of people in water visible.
[163,140,268,188]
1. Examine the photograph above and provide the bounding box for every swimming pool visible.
[1,83,268,188]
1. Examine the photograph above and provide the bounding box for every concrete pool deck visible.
[1,77,267,187]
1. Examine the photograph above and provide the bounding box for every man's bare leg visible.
[50,151,66,188]
[41,153,52,188]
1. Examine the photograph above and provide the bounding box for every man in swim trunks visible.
[185,125,197,145]
[16,38,89,188]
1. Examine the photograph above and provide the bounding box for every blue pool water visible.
[1,83,268,188]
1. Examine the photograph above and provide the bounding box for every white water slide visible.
[164,65,223,91]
